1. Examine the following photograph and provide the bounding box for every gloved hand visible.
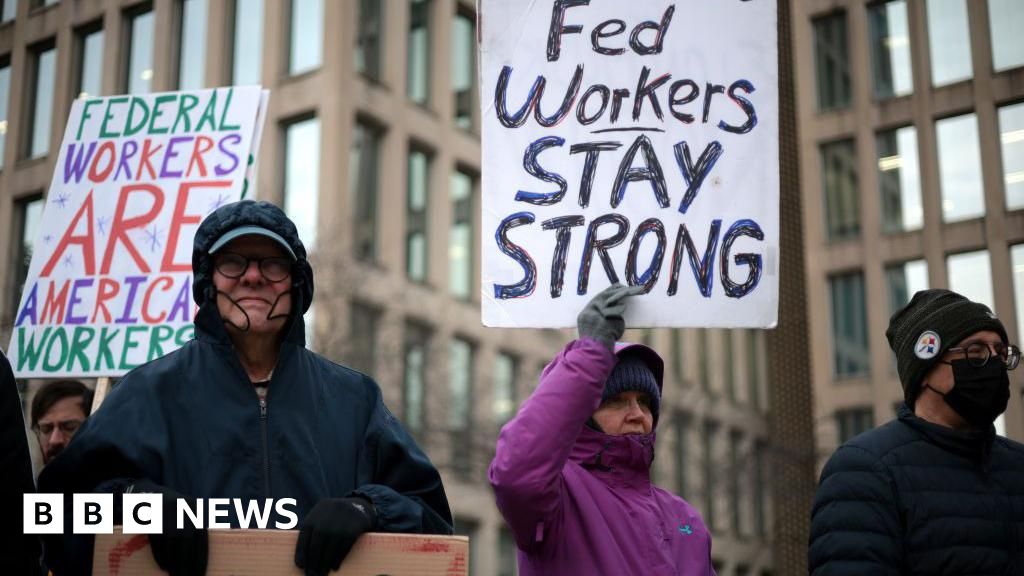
[294,497,378,576]
[128,479,208,576]
[577,284,644,349]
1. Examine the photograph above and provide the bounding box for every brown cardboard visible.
[93,529,468,575]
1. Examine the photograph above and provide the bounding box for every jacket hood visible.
[192,200,314,314]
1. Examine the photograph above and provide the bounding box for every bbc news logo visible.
[24,495,298,534]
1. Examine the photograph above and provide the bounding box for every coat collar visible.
[569,425,656,489]
[897,403,995,466]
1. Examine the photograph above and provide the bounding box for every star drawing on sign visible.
[42,234,53,244]
[208,193,230,214]
[144,225,164,252]
[63,254,74,268]
[51,192,71,209]
[97,216,111,235]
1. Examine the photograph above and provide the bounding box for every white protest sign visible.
[480,0,778,328]
[8,86,269,377]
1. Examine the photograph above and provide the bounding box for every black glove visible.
[577,284,644,349]
[295,497,378,576]
[128,479,208,576]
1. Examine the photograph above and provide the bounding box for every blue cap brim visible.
[209,226,297,260]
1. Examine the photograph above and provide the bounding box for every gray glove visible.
[577,284,644,349]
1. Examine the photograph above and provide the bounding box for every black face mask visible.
[928,359,1010,427]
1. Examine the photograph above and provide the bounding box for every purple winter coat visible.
[489,338,716,576]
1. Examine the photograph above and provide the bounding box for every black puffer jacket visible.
[809,405,1024,575]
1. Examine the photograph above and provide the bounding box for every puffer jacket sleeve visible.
[351,380,453,536]
[808,444,903,576]
[488,338,616,551]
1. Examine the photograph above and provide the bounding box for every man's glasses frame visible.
[945,342,1021,370]
[214,253,292,282]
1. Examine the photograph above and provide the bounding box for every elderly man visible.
[31,380,93,465]
[809,289,1024,575]
[40,200,452,576]
[489,284,716,576]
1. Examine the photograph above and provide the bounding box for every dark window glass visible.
[407,147,430,281]
[452,10,475,129]
[408,0,430,104]
[26,42,56,159]
[356,0,382,80]
[868,0,912,99]
[821,139,859,240]
[877,126,922,233]
[350,121,382,262]
[836,407,875,443]
[12,195,44,314]
[813,12,851,110]
[403,322,431,436]
[830,272,870,377]
[348,302,380,375]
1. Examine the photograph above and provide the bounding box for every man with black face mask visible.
[809,289,1024,575]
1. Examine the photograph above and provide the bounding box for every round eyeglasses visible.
[214,253,292,282]
[945,342,1021,370]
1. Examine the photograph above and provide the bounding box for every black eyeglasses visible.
[945,342,1021,370]
[34,419,84,438]
[214,253,292,282]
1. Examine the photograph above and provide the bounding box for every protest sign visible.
[480,0,779,328]
[94,529,469,576]
[8,86,269,377]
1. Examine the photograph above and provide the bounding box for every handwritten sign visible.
[8,87,269,377]
[480,0,778,328]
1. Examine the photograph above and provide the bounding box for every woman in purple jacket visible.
[489,284,716,576]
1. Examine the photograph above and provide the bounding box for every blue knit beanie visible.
[602,355,661,425]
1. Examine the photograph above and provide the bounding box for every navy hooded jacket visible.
[38,200,452,574]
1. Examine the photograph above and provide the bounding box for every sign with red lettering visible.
[8,86,269,377]
[480,1,779,328]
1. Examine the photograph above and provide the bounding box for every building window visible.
[2,1,15,22]
[355,0,383,81]
[885,259,928,315]
[821,139,859,241]
[728,430,743,536]
[1000,102,1024,210]
[231,0,263,85]
[0,57,10,170]
[1011,245,1024,355]
[407,147,430,282]
[75,25,104,100]
[836,407,875,443]
[702,420,718,531]
[830,272,869,378]
[936,113,984,222]
[452,9,475,129]
[674,412,689,497]
[813,12,851,111]
[989,0,1024,72]
[12,195,44,314]
[746,330,762,409]
[350,121,382,262]
[753,439,766,537]
[403,322,430,436]
[348,302,380,375]
[449,169,474,299]
[25,42,56,160]
[927,0,972,86]
[177,0,207,90]
[125,7,154,94]
[408,0,431,105]
[289,0,322,75]
[283,116,321,250]
[493,352,517,425]
[697,329,709,391]
[877,125,922,233]
[723,331,736,402]
[947,250,994,309]
[498,527,517,576]
[449,337,474,477]
[671,329,684,385]
[868,0,912,99]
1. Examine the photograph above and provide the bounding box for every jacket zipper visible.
[259,397,270,498]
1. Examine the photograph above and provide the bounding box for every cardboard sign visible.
[480,0,779,328]
[94,530,469,576]
[8,87,269,377]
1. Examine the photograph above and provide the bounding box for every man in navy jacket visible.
[40,200,452,576]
